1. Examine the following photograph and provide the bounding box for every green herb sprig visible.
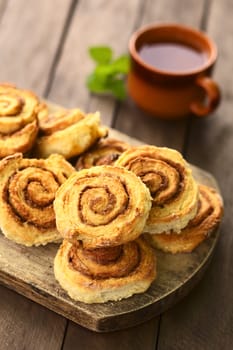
[86,46,130,100]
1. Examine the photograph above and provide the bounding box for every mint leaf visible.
[94,64,115,79]
[108,78,127,100]
[86,46,130,100]
[94,55,130,77]
[86,73,108,94]
[87,74,127,100]
[111,55,130,74]
[89,46,112,64]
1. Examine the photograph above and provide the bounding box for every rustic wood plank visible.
[156,235,231,350]
[0,0,72,95]
[140,0,204,25]
[0,285,65,350]
[63,318,159,350]
[157,0,232,349]
[0,1,74,349]
[47,0,142,126]
[114,0,206,151]
[0,0,7,20]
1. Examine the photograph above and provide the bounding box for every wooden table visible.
[0,0,232,349]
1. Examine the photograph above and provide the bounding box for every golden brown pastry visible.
[36,101,49,122]
[146,184,223,253]
[54,165,152,248]
[35,108,108,159]
[75,138,130,170]
[0,83,40,158]
[0,152,75,246]
[54,165,157,303]
[54,236,156,303]
[115,145,199,234]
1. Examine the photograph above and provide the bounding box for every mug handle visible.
[190,76,221,117]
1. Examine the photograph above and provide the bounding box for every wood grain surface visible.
[157,1,232,349]
[0,0,73,95]
[0,285,65,350]
[48,0,142,126]
[0,1,72,349]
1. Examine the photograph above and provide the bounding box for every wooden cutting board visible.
[0,104,222,332]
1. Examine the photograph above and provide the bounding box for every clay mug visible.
[127,23,221,119]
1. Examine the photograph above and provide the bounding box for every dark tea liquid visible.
[138,42,207,72]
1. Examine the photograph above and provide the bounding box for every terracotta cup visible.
[127,23,221,119]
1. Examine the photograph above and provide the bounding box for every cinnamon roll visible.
[54,165,152,248]
[75,138,130,170]
[146,184,223,253]
[54,237,156,303]
[115,145,199,234]
[0,153,75,246]
[35,109,108,159]
[0,83,40,157]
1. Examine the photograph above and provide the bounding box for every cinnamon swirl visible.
[75,138,130,170]
[54,237,156,303]
[54,165,152,248]
[35,109,108,159]
[115,145,199,234]
[146,184,223,253]
[0,153,75,246]
[0,83,40,157]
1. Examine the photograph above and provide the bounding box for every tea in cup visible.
[127,23,221,119]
